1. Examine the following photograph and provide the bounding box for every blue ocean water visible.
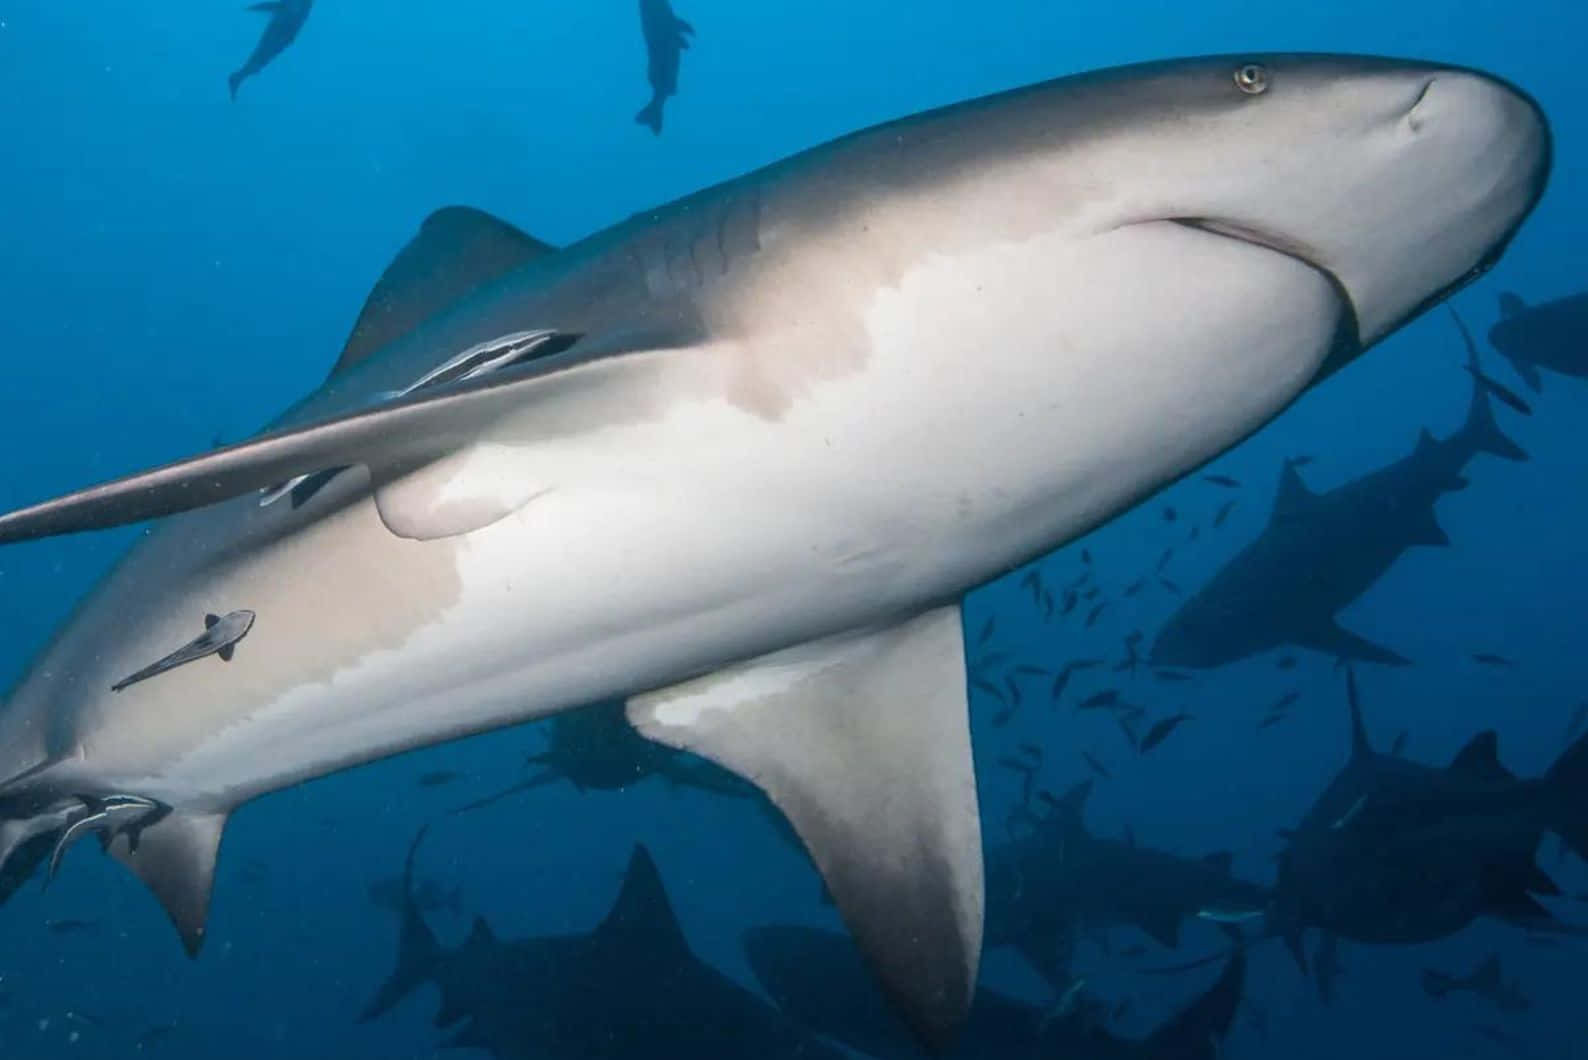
[0,1,1585,1057]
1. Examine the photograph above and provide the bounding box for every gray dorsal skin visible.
[111,611,255,692]
[361,841,850,1060]
[228,0,314,101]
[634,0,694,134]
[1270,669,1588,953]
[333,207,559,381]
[743,924,1246,1060]
[0,53,1551,1049]
[1488,289,1588,388]
[1149,337,1528,672]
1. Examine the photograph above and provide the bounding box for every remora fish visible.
[0,55,1550,1049]
[228,0,314,101]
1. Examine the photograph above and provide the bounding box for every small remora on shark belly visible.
[0,53,1550,1051]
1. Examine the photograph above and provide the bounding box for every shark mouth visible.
[1172,216,1364,375]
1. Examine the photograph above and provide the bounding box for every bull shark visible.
[745,923,1245,1060]
[635,0,694,134]
[987,779,1271,989]
[0,54,1551,1049]
[228,0,314,101]
[1269,668,1588,961]
[360,829,847,1060]
[1149,336,1529,671]
[1488,289,1588,391]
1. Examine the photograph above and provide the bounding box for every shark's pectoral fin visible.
[627,604,983,1050]
[1301,622,1408,666]
[106,809,228,956]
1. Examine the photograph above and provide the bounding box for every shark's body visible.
[1270,670,1588,957]
[361,834,846,1060]
[228,0,313,101]
[635,0,694,134]
[986,780,1270,988]
[1150,357,1526,670]
[1488,289,1588,391]
[0,55,1551,1048]
[745,924,1245,1060]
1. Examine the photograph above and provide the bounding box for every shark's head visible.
[1011,53,1551,359]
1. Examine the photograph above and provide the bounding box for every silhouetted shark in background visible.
[985,779,1271,989]
[1269,669,1588,967]
[745,924,1245,1060]
[634,0,694,134]
[1422,952,1530,1012]
[361,828,846,1060]
[448,699,756,815]
[228,0,313,101]
[1151,345,1526,670]
[1488,289,1588,391]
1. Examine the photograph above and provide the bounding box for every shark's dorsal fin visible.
[1058,778,1094,819]
[1498,292,1528,319]
[1271,460,1316,521]
[1344,666,1372,760]
[593,845,690,961]
[106,809,228,957]
[1448,731,1515,782]
[333,207,558,380]
[628,604,983,1051]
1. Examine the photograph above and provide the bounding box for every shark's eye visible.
[1234,63,1270,95]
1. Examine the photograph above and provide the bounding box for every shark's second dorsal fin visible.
[1272,460,1316,521]
[1448,731,1515,782]
[333,206,559,380]
[594,845,690,962]
[628,604,983,1052]
[1344,666,1372,760]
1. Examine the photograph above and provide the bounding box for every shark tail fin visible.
[1545,728,1588,865]
[1452,309,1527,462]
[359,826,443,1023]
[635,98,664,134]
[1141,947,1246,1054]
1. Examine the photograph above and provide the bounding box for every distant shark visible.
[985,778,1270,989]
[745,923,1245,1060]
[1488,288,1588,391]
[1269,668,1588,964]
[635,0,694,134]
[449,698,756,814]
[1421,951,1530,1012]
[361,829,846,1060]
[228,0,314,101]
[0,55,1550,1049]
[1150,338,1528,671]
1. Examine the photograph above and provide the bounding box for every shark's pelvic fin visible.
[627,604,983,1051]
[106,809,228,957]
[334,207,558,380]
[1304,622,1409,667]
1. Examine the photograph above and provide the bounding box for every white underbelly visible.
[124,221,1342,804]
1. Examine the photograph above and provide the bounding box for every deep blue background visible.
[1,1,1585,1056]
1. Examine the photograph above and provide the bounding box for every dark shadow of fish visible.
[744,923,1245,1060]
[449,699,755,814]
[361,827,847,1060]
[635,0,694,134]
[1267,667,1588,969]
[1150,342,1525,671]
[1488,289,1588,391]
[229,0,314,101]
